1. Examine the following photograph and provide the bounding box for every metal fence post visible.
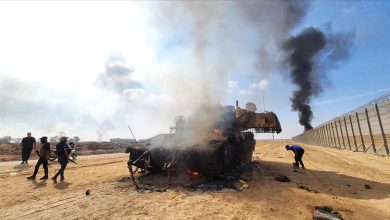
[317,128,324,146]
[327,123,334,147]
[374,103,389,155]
[356,112,365,152]
[365,108,376,154]
[331,122,337,148]
[326,123,332,147]
[322,126,327,146]
[318,127,322,146]
[317,127,321,145]
[322,126,326,146]
[343,116,351,150]
[334,121,341,149]
[338,118,346,149]
[349,115,358,151]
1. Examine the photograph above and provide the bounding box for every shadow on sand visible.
[13,164,31,171]
[53,181,72,190]
[31,179,48,189]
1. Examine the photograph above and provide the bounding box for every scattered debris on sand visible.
[275,175,291,182]
[188,181,238,191]
[118,168,254,192]
[239,179,249,190]
[137,185,167,193]
[296,182,319,193]
[364,184,372,189]
[313,206,343,220]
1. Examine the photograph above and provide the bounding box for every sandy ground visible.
[0,140,389,219]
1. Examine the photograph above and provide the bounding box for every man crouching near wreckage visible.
[27,136,51,180]
[52,136,71,183]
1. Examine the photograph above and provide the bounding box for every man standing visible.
[27,136,51,180]
[21,132,36,164]
[285,144,305,169]
[52,136,70,183]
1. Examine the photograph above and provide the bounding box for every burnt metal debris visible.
[126,102,282,187]
[313,206,343,220]
[275,175,291,182]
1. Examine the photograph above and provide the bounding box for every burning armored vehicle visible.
[126,102,282,179]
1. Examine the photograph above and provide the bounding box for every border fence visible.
[292,94,390,156]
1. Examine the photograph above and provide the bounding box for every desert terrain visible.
[0,140,389,219]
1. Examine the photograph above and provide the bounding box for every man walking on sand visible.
[27,136,51,180]
[285,144,305,169]
[52,136,71,183]
[21,132,36,164]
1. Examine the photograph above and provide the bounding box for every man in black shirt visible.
[52,136,71,183]
[20,132,36,164]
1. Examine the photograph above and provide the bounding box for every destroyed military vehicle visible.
[126,102,282,178]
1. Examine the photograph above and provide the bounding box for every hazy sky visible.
[0,1,389,141]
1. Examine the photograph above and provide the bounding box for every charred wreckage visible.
[126,102,282,185]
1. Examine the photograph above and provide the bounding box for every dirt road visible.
[0,141,389,219]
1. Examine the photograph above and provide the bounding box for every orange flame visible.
[212,128,222,134]
[185,168,200,177]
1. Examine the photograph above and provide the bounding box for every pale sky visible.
[1,1,389,141]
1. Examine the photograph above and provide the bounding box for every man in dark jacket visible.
[52,136,71,183]
[21,132,36,164]
[285,144,305,169]
[27,136,51,180]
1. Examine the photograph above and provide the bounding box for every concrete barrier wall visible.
[292,95,390,156]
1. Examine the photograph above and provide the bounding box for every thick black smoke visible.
[284,28,326,130]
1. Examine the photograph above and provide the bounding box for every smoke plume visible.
[283,28,326,130]
[283,27,354,130]
[96,119,114,141]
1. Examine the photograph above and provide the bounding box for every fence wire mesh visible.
[292,94,390,156]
